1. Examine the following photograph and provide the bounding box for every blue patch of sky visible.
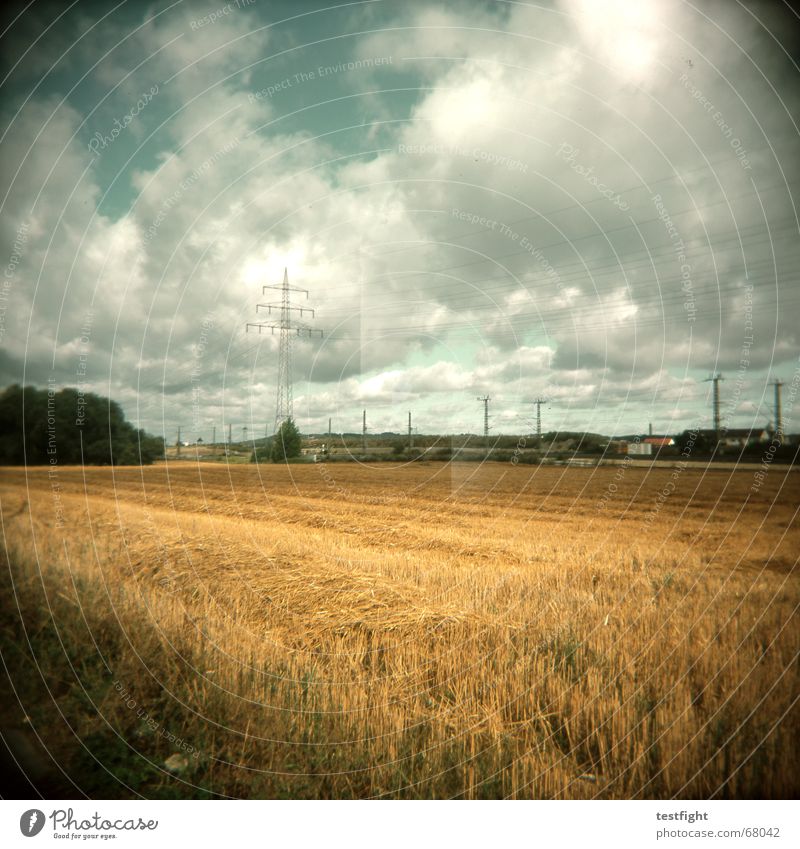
[2,1,420,219]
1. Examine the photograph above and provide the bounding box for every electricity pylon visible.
[524,398,547,438]
[477,396,490,445]
[704,373,724,442]
[771,379,783,443]
[362,409,367,452]
[246,268,323,432]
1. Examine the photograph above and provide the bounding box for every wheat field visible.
[1,459,798,798]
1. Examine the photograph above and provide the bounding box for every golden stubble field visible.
[1,459,798,799]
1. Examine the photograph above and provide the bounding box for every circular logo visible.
[19,809,46,837]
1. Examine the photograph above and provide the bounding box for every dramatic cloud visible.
[1,0,798,439]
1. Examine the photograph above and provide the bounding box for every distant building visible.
[607,438,654,455]
[644,436,674,448]
[710,428,770,449]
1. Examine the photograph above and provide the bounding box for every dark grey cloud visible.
[1,0,798,439]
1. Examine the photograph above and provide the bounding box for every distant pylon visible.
[246,268,323,433]
[525,398,547,438]
[704,373,724,441]
[771,379,784,443]
[362,409,367,452]
[477,396,490,445]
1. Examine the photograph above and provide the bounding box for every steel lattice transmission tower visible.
[477,395,490,445]
[704,373,724,442]
[524,398,548,438]
[770,379,784,443]
[246,268,323,432]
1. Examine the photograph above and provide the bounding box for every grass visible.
[0,460,797,798]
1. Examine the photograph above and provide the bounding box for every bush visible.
[250,442,273,463]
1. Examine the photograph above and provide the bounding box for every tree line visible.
[0,384,165,465]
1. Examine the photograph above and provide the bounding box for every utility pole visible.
[328,417,332,438]
[243,426,247,443]
[477,396,490,446]
[771,379,784,443]
[362,409,367,452]
[408,411,413,449]
[246,268,323,433]
[176,426,181,458]
[524,398,547,439]
[704,373,724,443]
[228,422,232,446]
[212,425,216,446]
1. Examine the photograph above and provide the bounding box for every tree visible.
[674,429,712,456]
[0,384,164,465]
[270,418,302,462]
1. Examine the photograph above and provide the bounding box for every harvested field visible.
[1,460,798,798]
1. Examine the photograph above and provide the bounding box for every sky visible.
[1,0,799,441]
